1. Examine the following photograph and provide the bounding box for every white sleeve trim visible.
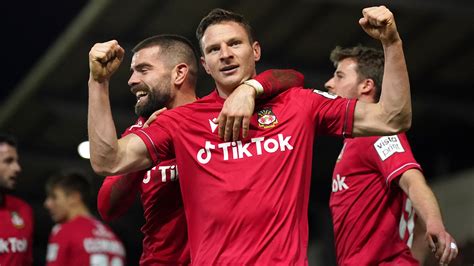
[385,162,421,185]
[136,129,160,163]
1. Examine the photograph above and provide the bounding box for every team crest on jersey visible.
[313,89,337,99]
[10,211,25,229]
[257,108,278,129]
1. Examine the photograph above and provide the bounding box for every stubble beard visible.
[134,82,171,118]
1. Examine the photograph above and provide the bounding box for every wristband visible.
[243,79,264,98]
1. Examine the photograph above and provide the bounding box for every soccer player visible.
[96,34,303,265]
[88,6,412,264]
[0,133,34,266]
[325,45,458,265]
[44,171,126,266]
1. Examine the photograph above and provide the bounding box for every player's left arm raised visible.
[353,6,411,136]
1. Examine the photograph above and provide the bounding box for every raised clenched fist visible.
[359,6,400,45]
[89,40,125,82]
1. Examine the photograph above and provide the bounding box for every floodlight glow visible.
[78,141,90,159]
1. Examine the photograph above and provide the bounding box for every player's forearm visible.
[401,173,444,230]
[410,217,429,264]
[410,187,444,230]
[98,174,142,222]
[88,77,121,175]
[378,39,411,132]
[254,69,304,98]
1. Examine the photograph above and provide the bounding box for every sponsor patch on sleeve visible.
[313,89,338,99]
[374,135,405,161]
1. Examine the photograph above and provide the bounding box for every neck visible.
[216,87,234,99]
[215,71,257,99]
[358,94,377,103]
[66,205,91,222]
[169,86,197,109]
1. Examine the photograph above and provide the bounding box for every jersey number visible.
[399,198,415,247]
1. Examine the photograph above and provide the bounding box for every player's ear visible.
[173,63,189,86]
[361,78,375,94]
[252,41,261,62]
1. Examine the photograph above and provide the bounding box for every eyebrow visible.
[205,44,219,53]
[205,37,244,53]
[130,62,152,71]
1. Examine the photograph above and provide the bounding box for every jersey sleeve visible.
[295,88,357,138]
[133,112,176,165]
[369,133,422,186]
[254,69,305,98]
[97,173,142,222]
[46,227,70,266]
[98,118,148,221]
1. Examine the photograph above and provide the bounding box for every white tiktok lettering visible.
[332,174,349,192]
[196,134,293,164]
[143,165,179,184]
[0,237,28,253]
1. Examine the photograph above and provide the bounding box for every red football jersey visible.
[99,69,304,265]
[138,159,189,265]
[0,195,34,266]
[45,216,125,266]
[99,117,189,265]
[134,88,356,265]
[330,133,421,265]
[400,196,416,247]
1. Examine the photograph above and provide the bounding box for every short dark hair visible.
[132,34,198,85]
[46,171,92,206]
[196,8,254,53]
[0,133,18,148]
[329,45,384,101]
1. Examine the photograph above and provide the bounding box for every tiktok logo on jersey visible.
[196,134,293,164]
[332,174,349,192]
[0,237,28,254]
[143,164,178,184]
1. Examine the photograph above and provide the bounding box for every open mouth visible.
[220,65,238,74]
[136,91,148,103]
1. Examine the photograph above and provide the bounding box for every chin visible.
[220,79,242,91]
